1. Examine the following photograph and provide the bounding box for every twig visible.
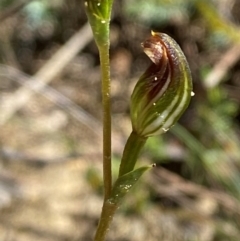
[0,145,82,164]
[204,44,240,88]
[151,167,240,215]
[0,65,101,136]
[0,23,93,126]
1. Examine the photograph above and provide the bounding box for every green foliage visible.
[196,0,240,43]
[145,136,168,160]
[0,0,15,8]
[23,1,56,29]
[171,84,240,198]
[124,0,193,25]
[86,167,103,193]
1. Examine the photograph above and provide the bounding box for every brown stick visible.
[151,167,240,215]
[204,44,240,88]
[0,23,93,126]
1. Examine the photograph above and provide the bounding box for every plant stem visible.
[94,200,118,241]
[119,131,147,177]
[84,2,114,240]
[94,26,113,241]
[99,44,112,200]
[94,131,147,241]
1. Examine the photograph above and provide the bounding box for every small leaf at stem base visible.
[108,165,154,205]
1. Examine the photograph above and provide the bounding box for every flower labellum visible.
[131,31,193,137]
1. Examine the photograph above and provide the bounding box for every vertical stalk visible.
[94,131,147,241]
[94,201,118,241]
[94,32,113,241]
[99,44,112,200]
[84,1,114,240]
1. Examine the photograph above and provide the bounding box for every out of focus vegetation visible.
[0,0,240,241]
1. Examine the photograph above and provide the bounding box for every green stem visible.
[94,131,147,241]
[94,200,118,241]
[84,2,114,241]
[99,44,112,201]
[119,131,147,177]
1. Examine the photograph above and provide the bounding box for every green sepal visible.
[108,165,154,205]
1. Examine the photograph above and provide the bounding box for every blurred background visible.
[0,0,240,240]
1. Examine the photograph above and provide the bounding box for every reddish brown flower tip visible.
[130,31,193,137]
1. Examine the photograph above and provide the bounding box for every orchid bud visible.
[131,31,193,137]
